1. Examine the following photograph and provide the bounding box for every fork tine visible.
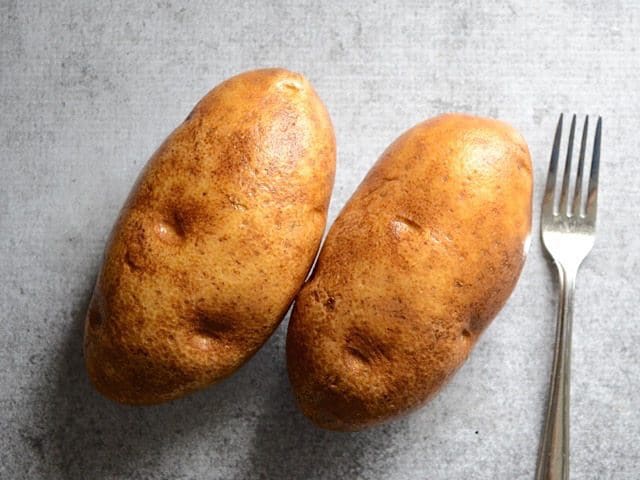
[558,114,576,216]
[544,114,563,216]
[572,116,589,216]
[586,117,602,221]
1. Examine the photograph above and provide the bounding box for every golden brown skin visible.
[287,114,532,430]
[84,68,336,404]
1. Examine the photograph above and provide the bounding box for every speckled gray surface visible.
[1,1,639,479]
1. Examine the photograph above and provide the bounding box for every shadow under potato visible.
[34,277,407,479]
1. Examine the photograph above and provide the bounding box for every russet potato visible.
[84,68,336,404]
[287,114,532,430]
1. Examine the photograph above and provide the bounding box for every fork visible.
[535,114,601,480]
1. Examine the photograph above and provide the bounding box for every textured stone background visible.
[1,1,639,479]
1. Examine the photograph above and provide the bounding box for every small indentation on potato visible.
[277,79,303,92]
[154,222,183,244]
[345,330,389,366]
[391,215,422,237]
[190,312,234,349]
[382,176,400,183]
[346,345,371,365]
[462,328,471,338]
[324,296,336,310]
[124,249,143,270]
[171,210,187,236]
[154,210,187,244]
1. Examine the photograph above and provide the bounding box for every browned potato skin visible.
[287,114,532,431]
[84,68,336,404]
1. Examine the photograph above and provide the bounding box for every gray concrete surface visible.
[1,1,639,479]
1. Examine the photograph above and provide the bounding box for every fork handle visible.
[536,262,576,480]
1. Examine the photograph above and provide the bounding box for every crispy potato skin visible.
[287,114,532,431]
[84,69,335,404]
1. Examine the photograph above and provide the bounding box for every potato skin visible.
[287,114,532,431]
[84,68,335,404]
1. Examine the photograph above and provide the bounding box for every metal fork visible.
[535,114,601,480]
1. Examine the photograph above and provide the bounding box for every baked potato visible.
[84,68,336,404]
[286,114,532,430]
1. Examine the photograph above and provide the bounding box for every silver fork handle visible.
[536,262,576,480]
